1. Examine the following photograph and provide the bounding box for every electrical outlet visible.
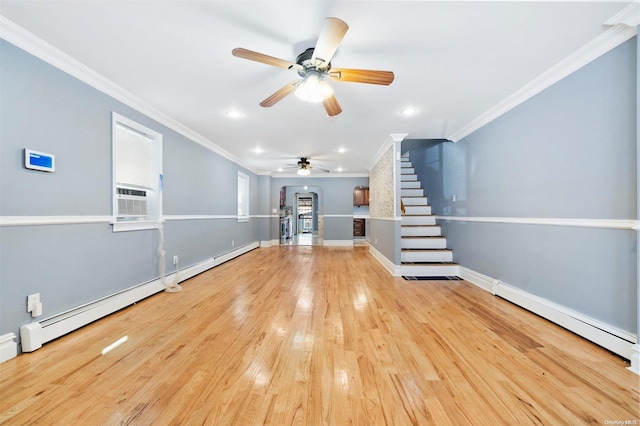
[231,240,235,246]
[27,293,39,312]
[27,293,42,317]
[173,255,179,265]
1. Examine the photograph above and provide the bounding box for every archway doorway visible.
[279,186,323,246]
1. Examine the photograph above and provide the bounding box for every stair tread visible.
[401,224,440,227]
[402,235,445,239]
[401,261,459,265]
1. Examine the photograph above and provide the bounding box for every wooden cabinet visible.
[353,219,365,237]
[353,186,369,206]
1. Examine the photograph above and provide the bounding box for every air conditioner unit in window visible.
[116,187,147,218]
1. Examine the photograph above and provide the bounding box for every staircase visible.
[400,152,459,277]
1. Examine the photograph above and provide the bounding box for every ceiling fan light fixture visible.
[297,167,311,176]
[295,72,333,103]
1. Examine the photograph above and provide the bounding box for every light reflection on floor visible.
[281,233,368,247]
[281,233,321,246]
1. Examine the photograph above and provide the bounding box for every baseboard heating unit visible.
[459,266,637,362]
[19,242,259,354]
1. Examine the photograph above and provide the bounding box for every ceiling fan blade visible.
[259,80,299,107]
[232,47,295,69]
[329,68,395,85]
[311,17,349,68]
[322,94,342,117]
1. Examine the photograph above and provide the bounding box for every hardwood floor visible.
[1,246,638,425]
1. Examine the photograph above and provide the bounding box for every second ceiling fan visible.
[232,17,394,117]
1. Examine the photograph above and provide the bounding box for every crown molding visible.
[604,1,640,27]
[448,22,637,143]
[0,16,260,175]
[367,133,408,170]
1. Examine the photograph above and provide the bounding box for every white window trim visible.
[112,112,163,232]
[237,171,250,223]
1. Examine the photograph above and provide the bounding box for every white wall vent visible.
[116,187,147,217]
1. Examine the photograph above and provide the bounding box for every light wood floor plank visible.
[0,246,637,425]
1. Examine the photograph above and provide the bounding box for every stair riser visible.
[402,216,436,225]
[402,239,447,249]
[401,226,441,237]
[401,251,452,262]
[401,181,421,189]
[401,189,423,197]
[401,264,460,277]
[401,174,417,182]
[401,167,415,174]
[404,206,431,215]
[401,197,428,205]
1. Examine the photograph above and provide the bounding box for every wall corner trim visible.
[368,133,408,171]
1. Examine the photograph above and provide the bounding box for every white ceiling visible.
[0,1,634,175]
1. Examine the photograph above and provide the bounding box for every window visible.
[237,171,249,222]
[112,112,163,232]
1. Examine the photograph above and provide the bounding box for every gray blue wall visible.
[0,39,264,341]
[276,177,369,241]
[405,37,637,333]
[0,39,372,343]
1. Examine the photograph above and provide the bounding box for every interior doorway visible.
[293,192,319,246]
[279,186,322,246]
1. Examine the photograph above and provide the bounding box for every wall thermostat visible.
[24,149,55,172]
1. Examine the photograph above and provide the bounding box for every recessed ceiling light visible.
[277,167,283,172]
[252,147,263,154]
[400,107,417,116]
[226,110,243,119]
[335,147,347,153]
[336,167,343,172]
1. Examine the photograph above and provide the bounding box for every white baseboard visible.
[629,344,640,374]
[323,240,354,247]
[368,245,401,276]
[18,242,260,355]
[460,266,637,364]
[0,333,17,362]
[459,266,497,293]
[260,239,280,247]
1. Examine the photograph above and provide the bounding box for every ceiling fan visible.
[232,17,394,117]
[283,157,329,176]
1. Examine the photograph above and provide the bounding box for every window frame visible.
[111,112,163,232]
[237,171,250,223]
